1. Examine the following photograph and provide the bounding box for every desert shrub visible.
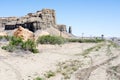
[0,36,11,41]
[37,35,65,45]
[44,71,55,78]
[68,38,104,43]
[67,38,82,43]
[2,44,16,52]
[10,36,23,46]
[2,36,39,53]
[57,60,83,79]
[4,36,12,41]
[34,77,44,80]
[22,39,39,53]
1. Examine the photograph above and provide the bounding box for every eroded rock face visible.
[0,9,74,38]
[35,30,50,40]
[14,26,34,41]
[57,25,67,32]
[1,9,57,32]
[0,9,70,33]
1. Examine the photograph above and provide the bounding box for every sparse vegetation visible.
[108,40,119,48]
[67,38,82,43]
[57,60,83,79]
[0,36,4,40]
[2,44,16,52]
[37,35,104,45]
[106,44,112,56]
[2,36,39,53]
[33,70,56,80]
[37,35,66,45]
[0,36,11,41]
[44,70,55,78]
[68,38,104,43]
[22,39,39,53]
[81,43,104,56]
[34,77,44,80]
[107,65,120,80]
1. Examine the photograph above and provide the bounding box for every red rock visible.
[14,26,34,41]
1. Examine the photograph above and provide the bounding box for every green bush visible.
[2,36,39,53]
[22,39,36,50]
[37,35,65,45]
[10,36,23,46]
[22,39,39,53]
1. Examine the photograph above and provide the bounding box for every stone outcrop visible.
[57,24,67,32]
[0,18,7,27]
[0,9,70,33]
[35,30,50,40]
[14,26,34,41]
[1,9,56,31]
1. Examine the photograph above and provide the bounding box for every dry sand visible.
[0,42,120,80]
[0,42,96,80]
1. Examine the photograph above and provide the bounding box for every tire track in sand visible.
[0,56,22,80]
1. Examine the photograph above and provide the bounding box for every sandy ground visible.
[70,42,120,80]
[0,41,120,80]
[0,42,96,80]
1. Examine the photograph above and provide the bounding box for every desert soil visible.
[0,41,120,80]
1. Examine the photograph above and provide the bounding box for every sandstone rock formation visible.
[0,8,74,38]
[57,24,67,32]
[14,26,34,41]
[35,30,50,40]
[0,9,70,33]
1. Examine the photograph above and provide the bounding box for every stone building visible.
[0,9,67,32]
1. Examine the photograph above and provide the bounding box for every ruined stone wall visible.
[0,8,68,33]
[23,8,57,30]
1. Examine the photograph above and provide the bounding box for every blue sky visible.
[0,0,120,37]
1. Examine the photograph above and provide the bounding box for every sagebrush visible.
[37,35,66,45]
[2,36,39,53]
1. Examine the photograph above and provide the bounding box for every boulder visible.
[14,26,34,41]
